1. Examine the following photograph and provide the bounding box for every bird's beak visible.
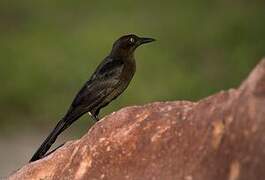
[138,37,156,45]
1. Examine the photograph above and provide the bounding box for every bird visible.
[30,34,155,162]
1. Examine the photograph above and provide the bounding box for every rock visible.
[8,58,265,180]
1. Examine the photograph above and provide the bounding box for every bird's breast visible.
[101,58,135,106]
[120,58,136,83]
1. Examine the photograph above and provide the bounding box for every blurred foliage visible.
[0,0,265,134]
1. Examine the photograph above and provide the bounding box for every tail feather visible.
[30,120,66,162]
[30,109,86,162]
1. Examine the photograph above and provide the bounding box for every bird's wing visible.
[71,57,124,109]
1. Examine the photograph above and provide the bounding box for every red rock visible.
[9,58,265,180]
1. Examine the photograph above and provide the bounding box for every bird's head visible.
[110,34,155,57]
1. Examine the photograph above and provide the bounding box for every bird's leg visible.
[88,112,99,122]
[92,115,99,121]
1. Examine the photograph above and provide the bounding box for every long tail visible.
[29,108,86,162]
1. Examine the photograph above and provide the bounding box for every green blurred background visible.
[1,0,265,176]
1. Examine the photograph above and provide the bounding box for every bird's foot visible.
[88,112,100,122]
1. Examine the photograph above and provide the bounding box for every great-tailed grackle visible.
[30,34,155,162]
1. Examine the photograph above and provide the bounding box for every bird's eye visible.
[129,37,135,44]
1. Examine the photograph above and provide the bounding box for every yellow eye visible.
[129,37,135,43]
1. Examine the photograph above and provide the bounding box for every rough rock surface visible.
[9,58,265,180]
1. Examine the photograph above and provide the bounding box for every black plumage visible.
[30,34,155,162]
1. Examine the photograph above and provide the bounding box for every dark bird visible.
[30,34,155,162]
